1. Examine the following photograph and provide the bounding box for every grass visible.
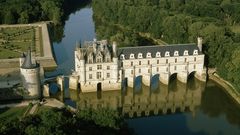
[0,26,40,59]
[0,107,28,121]
[230,25,240,33]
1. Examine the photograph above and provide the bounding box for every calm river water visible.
[51,5,240,135]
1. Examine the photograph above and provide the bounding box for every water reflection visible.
[71,77,205,118]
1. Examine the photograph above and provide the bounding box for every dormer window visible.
[146,52,151,58]
[96,57,102,63]
[193,50,198,55]
[174,51,179,56]
[165,51,170,57]
[138,53,143,59]
[120,54,125,60]
[130,53,135,59]
[156,52,161,57]
[184,50,189,56]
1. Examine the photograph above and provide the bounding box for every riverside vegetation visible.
[92,0,240,91]
[0,107,133,135]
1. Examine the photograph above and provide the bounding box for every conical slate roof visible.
[21,49,38,69]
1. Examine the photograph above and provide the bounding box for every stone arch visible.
[134,75,142,92]
[168,73,178,91]
[151,74,160,91]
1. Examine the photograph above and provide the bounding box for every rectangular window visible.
[194,57,197,62]
[174,66,177,70]
[148,60,150,65]
[157,67,159,72]
[97,72,101,79]
[139,69,141,73]
[185,58,187,62]
[107,73,110,78]
[89,74,92,79]
[107,66,110,70]
[166,59,168,64]
[121,62,123,67]
[131,70,133,75]
[194,64,196,69]
[139,61,141,65]
[89,67,92,71]
[175,58,177,63]
[131,61,133,66]
[166,67,168,72]
[148,69,150,73]
[97,65,102,70]
[157,60,159,64]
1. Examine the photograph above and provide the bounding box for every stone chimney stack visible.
[197,37,203,52]
[112,41,117,57]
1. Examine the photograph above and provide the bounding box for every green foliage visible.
[0,0,64,24]
[77,108,123,129]
[92,0,240,92]
[0,108,131,135]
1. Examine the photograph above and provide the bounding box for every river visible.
[51,5,240,135]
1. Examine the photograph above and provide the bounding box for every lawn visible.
[0,26,41,59]
[0,107,28,121]
[230,25,240,33]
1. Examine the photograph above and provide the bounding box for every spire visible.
[21,48,37,69]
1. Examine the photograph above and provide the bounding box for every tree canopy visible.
[92,0,240,91]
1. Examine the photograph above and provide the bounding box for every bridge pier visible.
[69,75,79,90]
[127,77,134,88]
[194,69,207,82]
[160,73,169,85]
[177,71,188,83]
[142,75,151,86]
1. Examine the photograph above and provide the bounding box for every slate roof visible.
[21,49,39,69]
[117,44,201,59]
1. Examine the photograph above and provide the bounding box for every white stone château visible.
[20,49,41,99]
[71,38,206,92]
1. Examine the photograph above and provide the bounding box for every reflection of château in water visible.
[76,78,205,118]
[70,37,206,92]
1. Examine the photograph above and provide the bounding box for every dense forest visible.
[92,0,240,91]
[0,107,133,135]
[0,0,91,42]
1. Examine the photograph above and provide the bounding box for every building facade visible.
[20,49,41,99]
[71,38,206,92]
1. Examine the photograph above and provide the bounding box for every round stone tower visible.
[20,49,41,99]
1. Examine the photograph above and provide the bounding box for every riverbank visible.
[208,70,240,105]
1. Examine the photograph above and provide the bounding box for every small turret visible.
[21,49,39,69]
[197,37,203,52]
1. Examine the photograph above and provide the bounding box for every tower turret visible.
[20,49,41,99]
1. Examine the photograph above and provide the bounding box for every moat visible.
[45,4,240,135]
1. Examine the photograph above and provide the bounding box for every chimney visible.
[197,37,203,52]
[112,41,117,57]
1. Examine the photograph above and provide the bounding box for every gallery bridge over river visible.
[69,38,206,92]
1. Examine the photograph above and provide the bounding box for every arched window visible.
[120,54,125,60]
[130,53,135,59]
[156,52,161,57]
[146,52,151,58]
[174,51,179,56]
[193,50,198,55]
[184,50,189,56]
[165,51,170,57]
[138,53,143,59]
